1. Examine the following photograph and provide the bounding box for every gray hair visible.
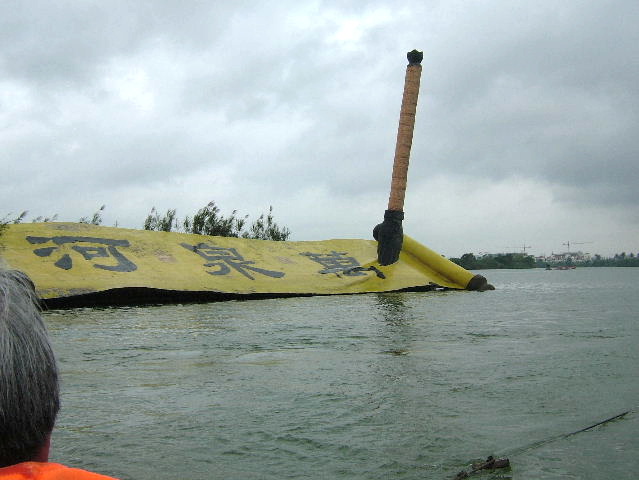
[0,269,59,467]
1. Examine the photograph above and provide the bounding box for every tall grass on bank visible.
[79,205,105,225]
[144,201,290,241]
[1,211,28,241]
[0,208,93,243]
[1,202,290,242]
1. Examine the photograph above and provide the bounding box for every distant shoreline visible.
[450,252,639,270]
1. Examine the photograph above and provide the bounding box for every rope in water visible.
[503,409,631,458]
[451,408,634,479]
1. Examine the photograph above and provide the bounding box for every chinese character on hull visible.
[181,243,285,280]
[26,236,137,272]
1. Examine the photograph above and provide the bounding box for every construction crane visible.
[562,241,593,252]
[504,244,532,254]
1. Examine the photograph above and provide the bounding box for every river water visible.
[45,267,639,479]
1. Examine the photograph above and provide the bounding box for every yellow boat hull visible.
[1,223,489,306]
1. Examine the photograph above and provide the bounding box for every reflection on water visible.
[374,293,418,358]
[47,268,639,480]
[375,292,409,324]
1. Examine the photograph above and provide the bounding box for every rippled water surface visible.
[46,268,639,479]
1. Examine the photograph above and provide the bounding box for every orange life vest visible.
[0,462,118,480]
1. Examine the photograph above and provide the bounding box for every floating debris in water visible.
[453,456,510,479]
[382,349,409,356]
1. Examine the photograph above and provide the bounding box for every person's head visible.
[0,269,59,467]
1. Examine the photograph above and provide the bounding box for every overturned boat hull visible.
[1,223,489,307]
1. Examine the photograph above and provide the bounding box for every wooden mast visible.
[374,49,423,265]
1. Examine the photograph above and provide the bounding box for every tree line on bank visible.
[1,201,291,242]
[582,253,639,267]
[449,252,639,269]
[449,253,536,270]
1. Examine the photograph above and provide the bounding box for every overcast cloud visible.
[1,1,638,257]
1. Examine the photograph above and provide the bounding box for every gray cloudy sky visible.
[2,1,638,257]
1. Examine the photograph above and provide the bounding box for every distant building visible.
[536,251,592,263]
